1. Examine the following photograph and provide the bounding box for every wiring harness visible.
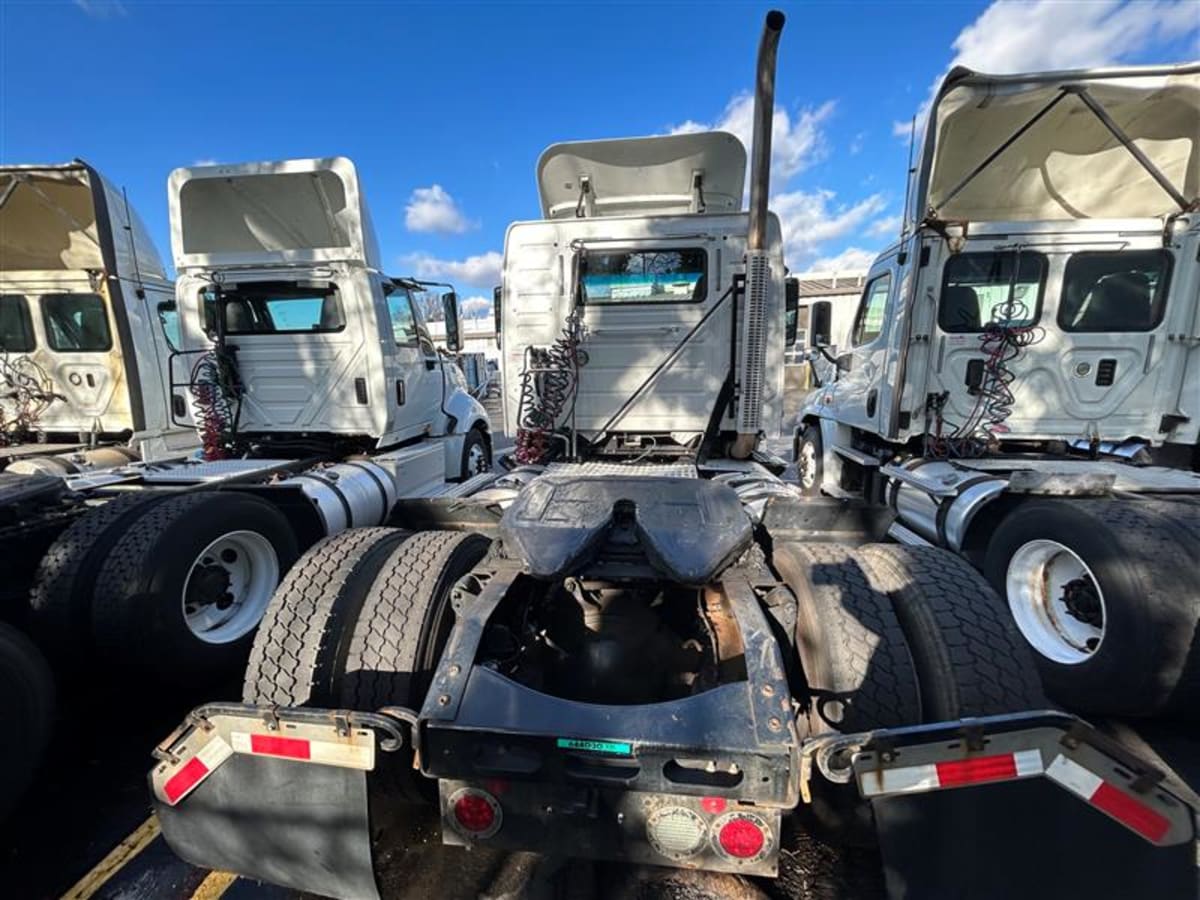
[189,350,242,460]
[0,354,58,446]
[925,293,1043,459]
[514,318,585,465]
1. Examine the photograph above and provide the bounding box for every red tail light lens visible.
[449,788,501,838]
[713,812,769,860]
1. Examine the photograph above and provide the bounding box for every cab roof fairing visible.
[536,132,747,221]
[0,160,169,281]
[904,63,1200,229]
[167,157,383,273]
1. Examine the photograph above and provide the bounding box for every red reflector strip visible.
[1045,754,1170,844]
[230,730,374,769]
[249,733,311,760]
[164,756,207,804]
[159,735,233,806]
[859,749,1041,798]
[935,753,1017,787]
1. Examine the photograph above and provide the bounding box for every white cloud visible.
[772,189,887,268]
[193,158,219,167]
[868,214,903,238]
[402,251,502,291]
[460,296,493,319]
[74,0,127,17]
[404,184,476,234]
[809,247,880,273]
[670,95,836,183]
[897,0,1200,136]
[849,132,866,156]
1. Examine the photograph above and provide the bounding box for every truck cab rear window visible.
[202,282,345,336]
[580,248,706,304]
[42,293,112,352]
[0,295,35,352]
[938,252,1046,333]
[1058,251,1171,333]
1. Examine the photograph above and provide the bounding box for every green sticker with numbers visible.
[556,737,633,755]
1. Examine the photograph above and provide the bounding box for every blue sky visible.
[2,0,1197,313]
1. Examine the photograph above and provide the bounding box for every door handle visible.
[867,389,878,418]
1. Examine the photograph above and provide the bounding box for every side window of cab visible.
[385,286,419,345]
[851,273,892,346]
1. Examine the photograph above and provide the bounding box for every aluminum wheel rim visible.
[182,530,280,644]
[798,441,818,489]
[1006,539,1105,665]
[466,442,489,476]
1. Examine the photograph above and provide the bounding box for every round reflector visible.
[646,806,707,860]
[448,787,501,838]
[712,812,770,861]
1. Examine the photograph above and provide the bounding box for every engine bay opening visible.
[476,577,748,705]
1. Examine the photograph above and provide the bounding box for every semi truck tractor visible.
[794,63,1200,718]
[143,15,1196,900]
[0,158,492,815]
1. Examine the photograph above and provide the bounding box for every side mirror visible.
[441,291,462,352]
[810,300,832,348]
[785,278,800,346]
[493,285,502,349]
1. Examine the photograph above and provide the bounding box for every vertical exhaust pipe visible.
[732,9,785,459]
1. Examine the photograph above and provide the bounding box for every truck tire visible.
[855,544,1047,719]
[243,527,410,706]
[773,542,921,732]
[0,623,55,821]
[794,423,823,496]
[456,427,491,482]
[91,492,301,681]
[982,499,1199,716]
[339,530,492,711]
[28,491,168,663]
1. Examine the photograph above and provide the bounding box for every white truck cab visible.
[498,132,790,462]
[168,158,491,477]
[0,161,194,462]
[795,63,1200,718]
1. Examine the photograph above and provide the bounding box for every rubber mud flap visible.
[154,752,380,900]
[870,776,1195,899]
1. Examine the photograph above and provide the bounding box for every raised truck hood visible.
[537,132,745,219]
[168,157,381,271]
[915,63,1200,223]
[0,161,167,279]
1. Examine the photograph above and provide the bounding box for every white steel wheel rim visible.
[1006,539,1105,665]
[182,530,280,644]
[466,442,489,476]
[798,441,818,489]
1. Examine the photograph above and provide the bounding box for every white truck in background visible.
[0,158,492,817]
[0,161,196,467]
[795,63,1200,718]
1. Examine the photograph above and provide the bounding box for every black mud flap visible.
[833,712,1198,900]
[150,705,407,900]
[872,779,1195,899]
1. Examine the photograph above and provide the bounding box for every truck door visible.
[830,263,896,433]
[383,284,441,442]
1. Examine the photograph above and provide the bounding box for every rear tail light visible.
[712,811,772,862]
[646,806,707,860]
[449,787,502,839]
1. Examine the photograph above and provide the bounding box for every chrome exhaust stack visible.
[731,9,785,460]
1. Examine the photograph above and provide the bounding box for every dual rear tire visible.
[982,499,1200,717]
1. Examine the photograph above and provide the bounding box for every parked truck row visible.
[0,158,493,818]
[139,14,1197,900]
